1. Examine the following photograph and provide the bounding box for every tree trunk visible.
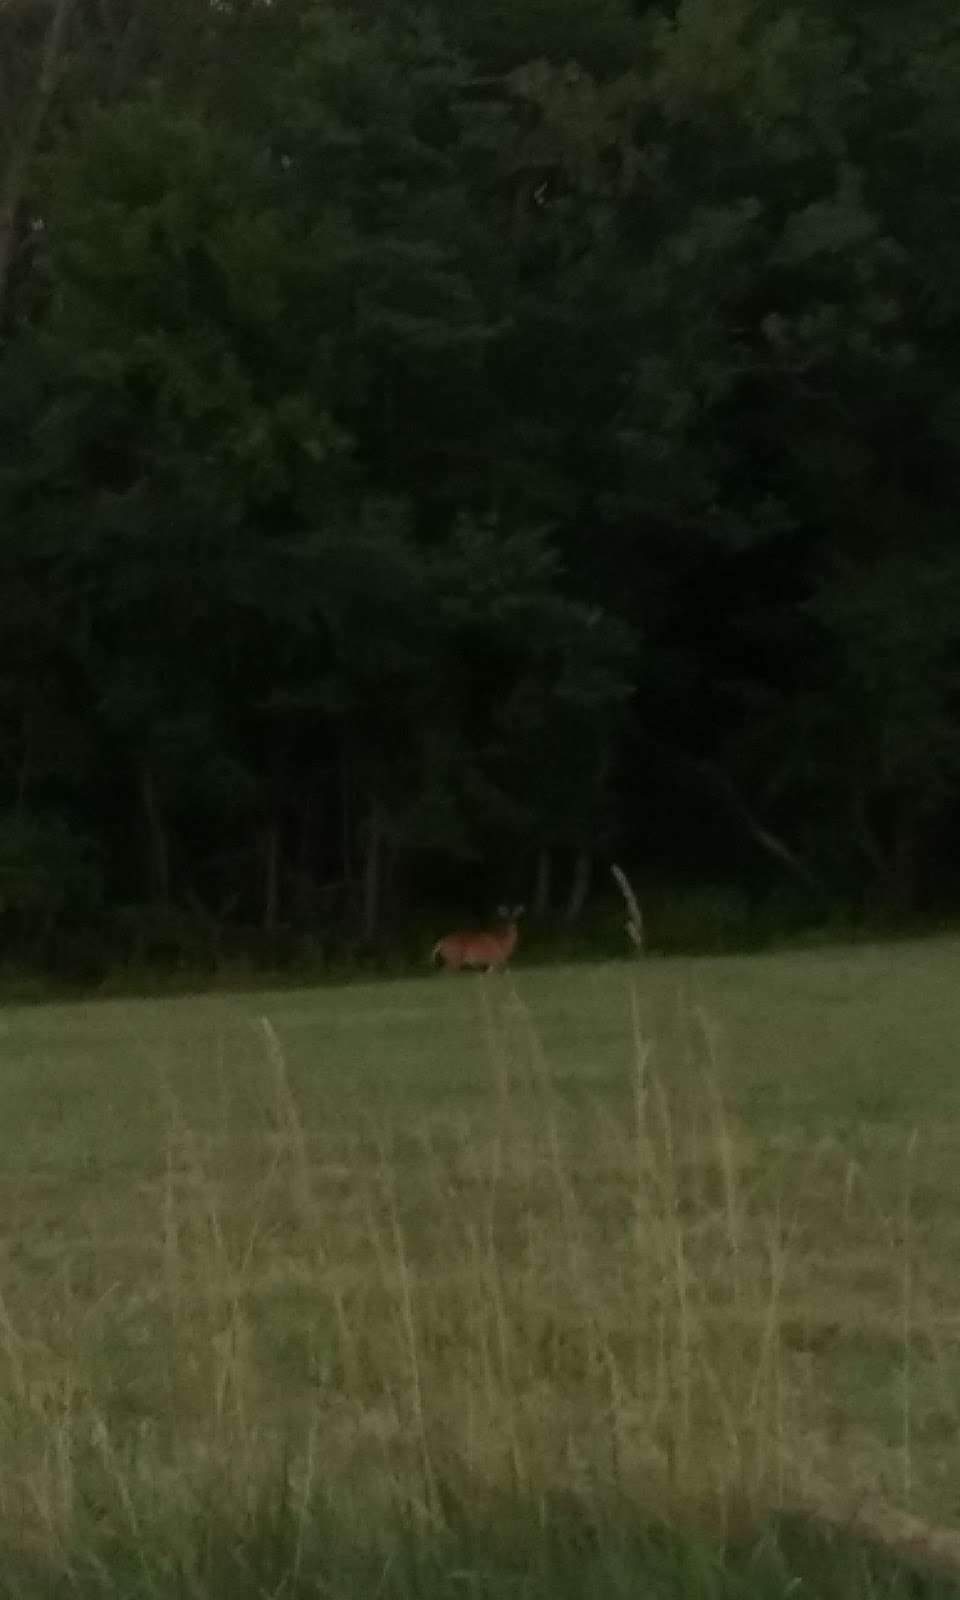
[292,798,316,924]
[139,761,170,901]
[879,805,922,913]
[14,703,33,820]
[0,0,76,319]
[262,813,281,936]
[564,849,592,925]
[384,835,408,927]
[106,0,152,99]
[361,800,383,946]
[850,786,886,882]
[340,751,354,892]
[533,846,552,918]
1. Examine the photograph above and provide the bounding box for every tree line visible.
[1,0,959,979]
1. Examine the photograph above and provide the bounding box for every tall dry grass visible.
[0,973,952,1591]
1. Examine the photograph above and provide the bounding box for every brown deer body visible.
[431,905,524,972]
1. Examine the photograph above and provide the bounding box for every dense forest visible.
[1,0,959,980]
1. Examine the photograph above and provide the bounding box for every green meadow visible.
[0,939,959,1595]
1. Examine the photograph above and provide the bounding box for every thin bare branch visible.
[798,1474,960,1583]
[695,758,827,897]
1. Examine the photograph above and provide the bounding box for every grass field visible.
[1,938,960,1594]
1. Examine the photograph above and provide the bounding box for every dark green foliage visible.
[1,0,960,978]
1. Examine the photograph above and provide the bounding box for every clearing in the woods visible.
[0,940,959,1596]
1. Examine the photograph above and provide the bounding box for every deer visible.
[431,905,524,973]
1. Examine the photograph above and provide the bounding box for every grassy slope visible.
[0,939,958,1593]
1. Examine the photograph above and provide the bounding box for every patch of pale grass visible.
[0,973,955,1585]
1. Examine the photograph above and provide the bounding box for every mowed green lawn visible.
[0,937,960,1590]
[6,931,957,1127]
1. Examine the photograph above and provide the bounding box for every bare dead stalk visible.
[610,862,645,955]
